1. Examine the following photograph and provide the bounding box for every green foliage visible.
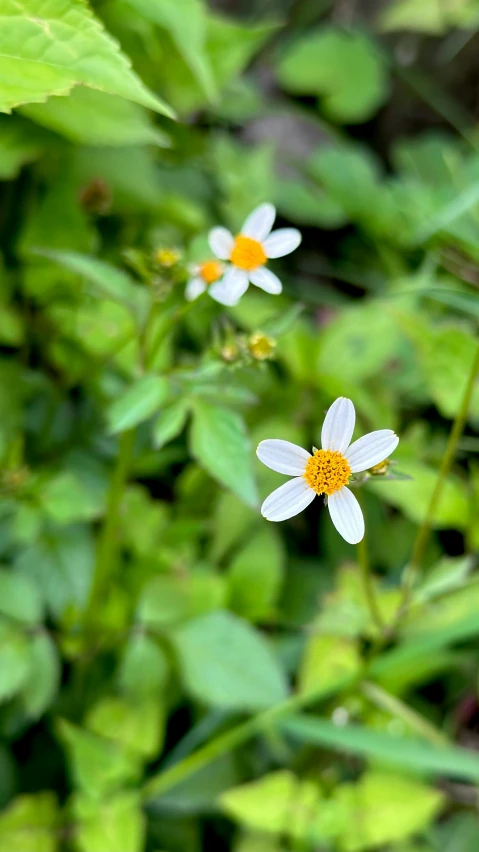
[0,0,478,849]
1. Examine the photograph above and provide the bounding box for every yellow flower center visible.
[156,248,180,267]
[248,332,276,361]
[303,449,351,496]
[230,235,267,270]
[200,259,224,285]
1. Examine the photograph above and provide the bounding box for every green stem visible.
[84,429,135,631]
[395,338,479,625]
[361,681,448,747]
[142,674,357,801]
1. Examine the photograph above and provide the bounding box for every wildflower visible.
[156,248,181,268]
[256,397,399,544]
[248,332,276,361]
[185,259,225,302]
[208,203,301,305]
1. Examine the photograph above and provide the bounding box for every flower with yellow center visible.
[207,203,301,306]
[185,259,225,302]
[248,332,276,361]
[256,397,399,544]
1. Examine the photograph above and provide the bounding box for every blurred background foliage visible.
[1,0,479,850]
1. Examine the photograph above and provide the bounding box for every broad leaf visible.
[73,791,145,852]
[0,568,43,625]
[170,610,288,710]
[190,400,258,507]
[0,0,173,115]
[107,375,170,433]
[21,633,60,719]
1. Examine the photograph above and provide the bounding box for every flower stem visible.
[84,429,135,631]
[395,338,479,625]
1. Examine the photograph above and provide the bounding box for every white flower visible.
[185,259,226,302]
[207,203,301,305]
[256,397,399,544]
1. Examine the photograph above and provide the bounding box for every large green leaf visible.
[227,528,285,622]
[22,88,170,147]
[0,0,173,115]
[277,27,388,123]
[190,400,258,507]
[282,715,479,782]
[73,791,145,852]
[170,610,288,710]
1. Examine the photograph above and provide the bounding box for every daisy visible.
[256,397,399,544]
[185,259,225,302]
[207,203,301,305]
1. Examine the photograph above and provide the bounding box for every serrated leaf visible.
[170,610,288,710]
[277,27,388,123]
[190,400,258,507]
[0,0,173,116]
[22,88,170,147]
[107,375,170,433]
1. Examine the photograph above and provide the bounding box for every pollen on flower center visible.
[303,449,351,496]
[200,259,223,285]
[230,235,267,270]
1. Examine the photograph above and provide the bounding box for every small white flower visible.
[256,397,399,544]
[185,259,226,302]
[207,203,301,305]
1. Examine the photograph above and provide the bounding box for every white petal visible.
[249,266,282,295]
[321,397,355,453]
[345,430,399,473]
[328,487,364,544]
[263,228,302,258]
[241,203,276,241]
[208,227,234,260]
[185,277,207,301]
[261,477,315,522]
[209,267,249,306]
[257,439,311,475]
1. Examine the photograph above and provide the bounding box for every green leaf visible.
[36,251,148,317]
[107,375,170,433]
[22,88,170,147]
[16,525,94,617]
[0,0,173,116]
[170,610,288,711]
[73,791,145,852]
[0,792,58,852]
[281,715,479,783]
[220,770,299,835]
[39,470,104,525]
[227,528,285,622]
[277,27,388,123]
[153,399,190,448]
[152,754,239,814]
[190,400,258,507]
[335,771,443,851]
[137,575,191,628]
[125,0,217,101]
[0,568,43,625]
[298,635,361,697]
[86,696,165,760]
[57,719,141,798]
[0,623,32,702]
[0,115,47,179]
[21,633,60,719]
[367,461,468,529]
[118,634,170,698]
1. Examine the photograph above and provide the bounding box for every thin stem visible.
[356,493,384,634]
[142,673,358,801]
[84,429,135,631]
[361,681,448,747]
[395,338,479,626]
